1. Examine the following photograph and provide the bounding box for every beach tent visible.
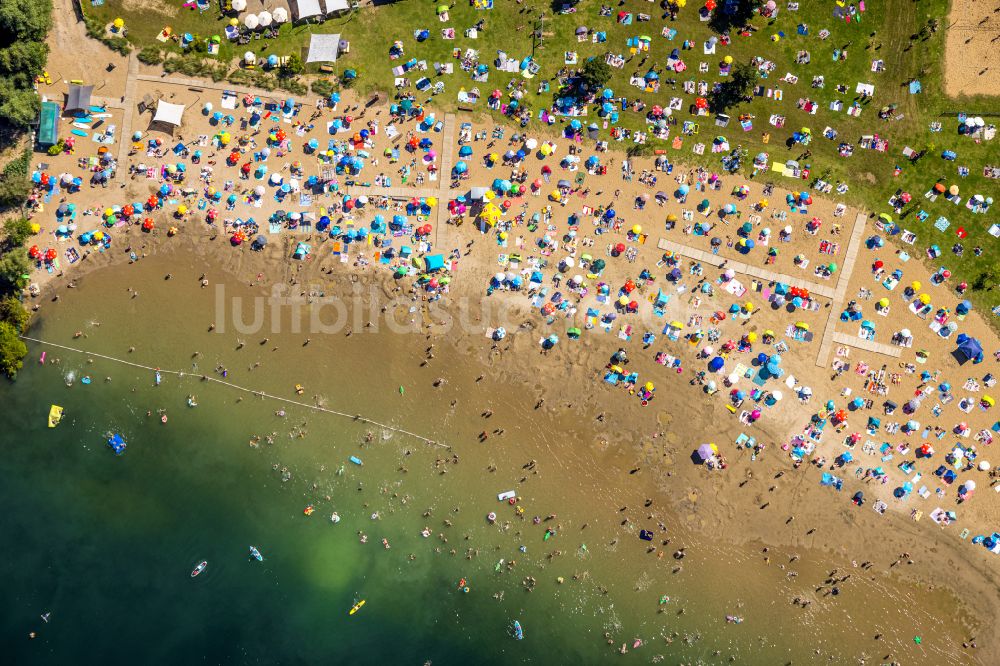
[696,443,718,461]
[289,0,323,21]
[65,84,94,113]
[954,334,984,365]
[323,0,350,13]
[424,254,445,272]
[38,101,60,147]
[306,33,342,63]
[152,100,186,127]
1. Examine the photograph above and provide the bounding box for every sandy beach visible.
[8,3,1000,662]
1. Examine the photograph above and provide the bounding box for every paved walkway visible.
[831,331,902,358]
[657,210,874,368]
[815,212,870,367]
[343,113,459,248]
[113,53,139,183]
[655,238,836,298]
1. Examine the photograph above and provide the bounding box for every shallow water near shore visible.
[0,252,979,665]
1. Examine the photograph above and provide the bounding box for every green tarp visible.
[38,101,59,147]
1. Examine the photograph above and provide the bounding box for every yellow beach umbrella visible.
[910,281,922,291]
[113,18,124,29]
[919,293,931,305]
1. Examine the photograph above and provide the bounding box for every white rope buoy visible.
[21,336,447,448]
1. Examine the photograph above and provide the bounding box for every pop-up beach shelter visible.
[424,254,445,272]
[954,333,984,364]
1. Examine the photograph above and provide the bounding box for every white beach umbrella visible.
[525,138,538,150]
[254,185,266,196]
[273,7,288,23]
[964,480,977,491]
[258,11,272,27]
[771,390,782,401]
[232,0,246,10]
[244,13,259,29]
[244,51,256,64]
[978,460,991,471]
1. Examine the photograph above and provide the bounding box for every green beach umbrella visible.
[828,262,838,273]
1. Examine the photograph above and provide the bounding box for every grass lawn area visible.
[81,0,998,324]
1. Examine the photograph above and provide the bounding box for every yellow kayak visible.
[349,599,366,615]
[48,405,64,428]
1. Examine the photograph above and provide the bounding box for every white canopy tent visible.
[289,0,323,21]
[324,0,351,13]
[152,101,186,127]
[306,33,342,63]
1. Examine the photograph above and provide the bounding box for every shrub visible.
[137,46,163,65]
[0,149,30,211]
[311,78,337,98]
[3,218,33,248]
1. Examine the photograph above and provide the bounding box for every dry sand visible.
[943,0,1000,97]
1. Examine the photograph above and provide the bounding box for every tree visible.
[578,57,612,91]
[708,0,763,35]
[0,320,27,378]
[0,295,28,331]
[280,54,304,78]
[0,250,29,291]
[0,41,49,89]
[0,0,53,44]
[3,218,33,248]
[0,87,41,129]
[707,62,758,114]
